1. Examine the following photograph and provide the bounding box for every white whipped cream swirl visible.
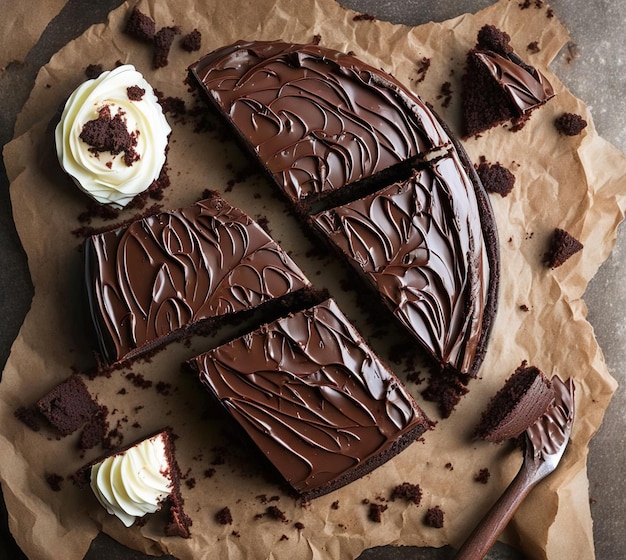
[55,64,171,208]
[90,431,173,527]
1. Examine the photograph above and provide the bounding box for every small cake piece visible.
[181,29,202,52]
[424,506,444,528]
[84,193,312,366]
[554,112,587,136]
[474,362,554,443]
[124,7,156,42]
[80,428,191,537]
[153,26,180,69]
[476,158,515,197]
[189,298,431,501]
[36,374,100,436]
[311,152,496,377]
[189,41,451,207]
[461,24,555,137]
[545,228,583,268]
[55,65,171,208]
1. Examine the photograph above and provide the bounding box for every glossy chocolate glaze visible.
[84,194,310,365]
[311,152,489,375]
[189,41,450,204]
[191,298,430,499]
[473,50,555,115]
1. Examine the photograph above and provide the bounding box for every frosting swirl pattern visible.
[312,153,489,375]
[55,64,171,208]
[192,298,429,499]
[84,195,311,365]
[90,431,172,527]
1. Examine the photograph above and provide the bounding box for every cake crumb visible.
[474,468,491,484]
[476,157,515,197]
[181,29,202,52]
[154,26,180,69]
[527,41,540,54]
[45,473,64,492]
[85,64,103,79]
[415,57,431,84]
[367,502,388,522]
[555,112,587,136]
[353,13,376,22]
[390,482,422,505]
[216,506,233,525]
[424,506,444,528]
[545,228,583,268]
[124,7,156,42]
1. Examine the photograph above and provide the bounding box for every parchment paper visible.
[2,0,626,559]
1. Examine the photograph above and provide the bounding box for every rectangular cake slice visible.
[84,192,311,365]
[189,298,430,501]
[310,153,494,377]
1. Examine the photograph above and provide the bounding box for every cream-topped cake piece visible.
[55,64,170,208]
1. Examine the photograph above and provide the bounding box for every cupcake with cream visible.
[55,64,170,208]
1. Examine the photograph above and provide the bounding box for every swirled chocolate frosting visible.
[84,194,310,365]
[189,41,450,204]
[311,153,489,375]
[191,298,430,500]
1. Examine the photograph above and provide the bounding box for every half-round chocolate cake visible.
[189,41,500,380]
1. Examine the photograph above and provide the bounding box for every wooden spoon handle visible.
[454,465,536,560]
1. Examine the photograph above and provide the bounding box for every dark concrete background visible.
[1,1,624,558]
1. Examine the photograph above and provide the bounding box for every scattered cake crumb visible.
[545,228,583,268]
[126,85,145,101]
[124,7,156,42]
[294,521,305,530]
[45,473,64,492]
[476,157,515,197]
[474,468,491,484]
[421,368,470,418]
[367,503,388,522]
[527,41,540,54]
[415,57,431,84]
[14,405,41,432]
[437,81,453,108]
[424,506,445,528]
[266,505,288,522]
[216,506,233,525]
[519,304,530,312]
[353,13,376,22]
[555,112,587,136]
[390,482,422,505]
[181,29,202,52]
[154,26,180,69]
[331,500,340,510]
[85,64,103,79]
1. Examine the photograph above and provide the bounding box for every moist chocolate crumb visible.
[14,405,42,432]
[126,85,145,101]
[474,468,491,484]
[279,534,289,541]
[294,521,305,530]
[331,500,340,510]
[266,505,288,522]
[46,473,64,492]
[125,372,152,389]
[437,81,453,108]
[124,7,156,42]
[554,112,587,136]
[85,64,104,79]
[312,34,322,45]
[79,405,109,450]
[445,462,454,471]
[544,228,583,268]
[415,57,431,84]
[204,468,216,478]
[216,506,233,525]
[181,29,202,52]
[424,506,444,528]
[154,26,180,69]
[476,157,515,197]
[79,105,139,167]
[519,304,530,312]
[390,482,422,505]
[527,41,540,54]
[367,503,388,522]
[353,13,376,22]
[154,89,187,117]
[421,368,470,418]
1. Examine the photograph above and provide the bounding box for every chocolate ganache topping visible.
[191,298,430,500]
[84,194,310,365]
[312,152,489,375]
[189,41,451,204]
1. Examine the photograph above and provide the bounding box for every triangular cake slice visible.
[188,41,451,208]
[84,191,312,366]
[188,298,431,501]
[311,150,497,377]
[461,24,555,137]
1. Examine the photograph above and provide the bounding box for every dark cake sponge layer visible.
[189,298,431,501]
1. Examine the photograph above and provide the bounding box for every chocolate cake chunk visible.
[476,158,515,197]
[424,506,444,528]
[474,362,554,443]
[181,29,202,52]
[554,112,587,136]
[311,152,495,377]
[189,298,431,501]
[124,7,156,43]
[461,24,555,136]
[84,192,311,365]
[154,26,180,69]
[545,228,583,268]
[189,41,451,207]
[36,373,100,436]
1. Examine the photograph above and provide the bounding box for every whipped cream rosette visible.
[89,431,173,527]
[55,64,171,208]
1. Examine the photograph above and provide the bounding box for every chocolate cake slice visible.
[189,298,431,501]
[188,41,451,207]
[461,24,555,137]
[77,428,191,537]
[474,362,554,443]
[84,192,311,365]
[311,151,496,377]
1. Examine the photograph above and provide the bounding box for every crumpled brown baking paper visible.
[2,0,626,559]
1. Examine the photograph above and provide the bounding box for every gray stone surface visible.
[1,1,624,558]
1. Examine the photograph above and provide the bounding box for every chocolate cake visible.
[188,298,431,501]
[461,24,555,137]
[545,228,583,268]
[77,428,191,537]
[474,362,554,443]
[84,192,311,365]
[311,152,493,376]
[188,41,452,207]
